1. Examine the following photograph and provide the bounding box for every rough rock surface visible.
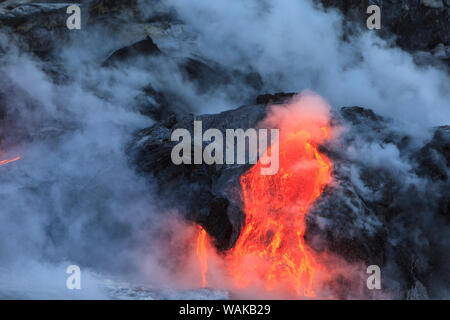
[0,2,71,58]
[103,36,161,66]
[308,106,450,297]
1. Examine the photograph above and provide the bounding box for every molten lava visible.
[196,226,208,287]
[193,93,335,296]
[0,155,21,167]
[228,95,333,297]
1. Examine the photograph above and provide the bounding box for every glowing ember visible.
[228,94,333,297]
[196,226,208,287]
[0,156,21,167]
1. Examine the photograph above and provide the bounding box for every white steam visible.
[163,0,450,132]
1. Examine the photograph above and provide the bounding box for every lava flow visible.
[228,94,333,297]
[0,155,21,166]
[196,226,208,287]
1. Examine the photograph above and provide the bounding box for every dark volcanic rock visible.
[129,103,269,250]
[180,57,263,98]
[103,36,160,66]
[133,86,178,128]
[308,106,450,297]
[0,3,71,58]
[256,92,296,105]
[341,106,384,124]
[415,126,450,181]
[88,0,138,19]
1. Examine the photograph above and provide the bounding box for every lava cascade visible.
[228,96,333,297]
[0,155,21,166]
[196,226,208,287]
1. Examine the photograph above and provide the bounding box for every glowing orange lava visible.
[0,156,21,166]
[196,226,208,287]
[228,98,333,297]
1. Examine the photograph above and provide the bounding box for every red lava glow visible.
[229,93,333,297]
[0,155,21,167]
[194,93,335,297]
[196,226,208,287]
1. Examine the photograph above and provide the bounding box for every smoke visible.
[0,10,240,298]
[261,90,333,141]
[161,0,450,132]
[0,24,176,297]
